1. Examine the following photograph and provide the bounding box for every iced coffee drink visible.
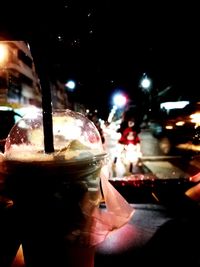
[2,109,108,267]
[1,109,134,267]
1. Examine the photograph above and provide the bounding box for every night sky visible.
[0,1,200,119]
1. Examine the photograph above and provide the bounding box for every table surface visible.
[95,202,200,267]
[95,204,171,261]
[1,198,200,267]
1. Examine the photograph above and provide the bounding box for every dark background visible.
[0,1,199,119]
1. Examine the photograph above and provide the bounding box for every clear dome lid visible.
[4,109,105,161]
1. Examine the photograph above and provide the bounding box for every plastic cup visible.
[2,109,107,267]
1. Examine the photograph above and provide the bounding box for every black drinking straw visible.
[30,41,54,153]
[39,73,55,154]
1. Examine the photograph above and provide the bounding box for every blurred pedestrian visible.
[113,117,142,175]
[118,118,140,146]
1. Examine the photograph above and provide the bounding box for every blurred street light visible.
[139,73,153,121]
[108,92,127,123]
[65,79,76,91]
[140,73,152,93]
[113,92,127,108]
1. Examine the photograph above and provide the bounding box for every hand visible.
[185,172,200,202]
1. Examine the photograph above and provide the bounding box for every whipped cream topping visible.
[5,140,104,162]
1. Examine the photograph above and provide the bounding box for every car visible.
[149,101,200,155]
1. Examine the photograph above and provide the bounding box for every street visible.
[103,126,200,180]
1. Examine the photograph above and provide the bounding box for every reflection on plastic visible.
[81,165,135,246]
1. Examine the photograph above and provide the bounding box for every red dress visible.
[118,127,140,145]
